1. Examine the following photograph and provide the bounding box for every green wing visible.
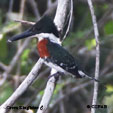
[46,40,81,78]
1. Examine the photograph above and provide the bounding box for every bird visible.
[8,15,99,82]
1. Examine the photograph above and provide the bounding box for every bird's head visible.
[8,16,60,43]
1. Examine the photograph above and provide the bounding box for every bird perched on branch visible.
[8,15,99,82]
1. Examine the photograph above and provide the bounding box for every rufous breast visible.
[37,39,50,58]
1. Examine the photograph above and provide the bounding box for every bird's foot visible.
[48,72,65,80]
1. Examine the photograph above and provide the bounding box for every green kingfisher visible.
[8,16,98,82]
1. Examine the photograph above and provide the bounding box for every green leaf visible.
[106,85,113,93]
[104,21,113,35]
[21,49,30,61]
[85,39,96,50]
[54,83,64,95]
[39,90,44,96]
[103,94,113,113]
[103,4,108,9]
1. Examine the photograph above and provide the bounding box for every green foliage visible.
[63,31,87,46]
[85,39,96,50]
[0,34,7,58]
[0,11,3,26]
[39,90,44,96]
[106,85,113,93]
[20,49,33,75]
[74,31,86,38]
[103,4,109,9]
[104,21,113,35]
[54,83,64,95]
[0,82,13,104]
[102,85,113,113]
[21,49,30,61]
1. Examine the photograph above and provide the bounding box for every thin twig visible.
[0,58,43,113]
[36,76,57,113]
[9,39,31,72]
[16,0,26,76]
[0,38,31,86]
[0,62,7,71]
[47,0,53,8]
[87,0,100,113]
[76,0,111,4]
[14,19,35,25]
[28,0,41,20]
[19,0,26,19]
[8,0,14,13]
[44,1,57,16]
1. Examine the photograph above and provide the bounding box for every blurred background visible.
[0,0,113,113]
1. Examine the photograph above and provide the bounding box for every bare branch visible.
[76,0,112,4]
[19,0,26,19]
[0,0,33,86]
[16,0,26,77]
[0,62,7,71]
[10,39,32,72]
[47,0,53,8]
[44,1,57,16]
[0,38,31,86]
[14,19,35,25]
[36,76,56,113]
[0,58,43,113]
[8,0,14,13]
[87,0,100,113]
[62,0,73,41]
[28,0,41,20]
[54,0,70,33]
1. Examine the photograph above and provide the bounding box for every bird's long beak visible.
[8,29,34,42]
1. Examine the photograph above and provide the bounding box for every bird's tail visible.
[78,70,99,82]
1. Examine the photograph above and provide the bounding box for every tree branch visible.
[54,0,70,34]
[62,0,73,41]
[8,0,14,13]
[0,38,32,86]
[14,19,35,25]
[28,0,41,20]
[36,75,57,113]
[19,0,26,19]
[87,0,100,113]
[0,58,43,113]
[0,62,7,71]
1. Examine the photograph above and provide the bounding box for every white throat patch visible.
[35,33,61,45]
